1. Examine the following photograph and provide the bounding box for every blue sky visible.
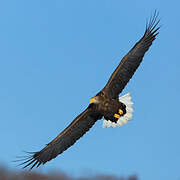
[0,1,180,180]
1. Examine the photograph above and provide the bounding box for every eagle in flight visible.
[18,11,160,169]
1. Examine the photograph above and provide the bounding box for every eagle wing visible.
[103,11,160,98]
[19,106,102,169]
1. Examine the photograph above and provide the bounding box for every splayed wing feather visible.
[103,11,160,98]
[19,107,102,169]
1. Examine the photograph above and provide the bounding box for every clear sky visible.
[0,1,179,180]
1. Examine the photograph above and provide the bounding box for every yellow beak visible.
[90,97,96,104]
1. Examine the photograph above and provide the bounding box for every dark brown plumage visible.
[103,12,160,98]
[17,11,160,169]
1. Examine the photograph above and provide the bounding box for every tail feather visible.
[103,93,133,128]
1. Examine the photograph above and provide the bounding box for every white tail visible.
[102,93,133,128]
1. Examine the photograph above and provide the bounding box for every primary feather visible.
[103,11,160,98]
[19,107,102,169]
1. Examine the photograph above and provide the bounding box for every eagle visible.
[18,11,160,169]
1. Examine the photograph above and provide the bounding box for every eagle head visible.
[90,96,101,104]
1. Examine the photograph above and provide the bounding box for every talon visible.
[114,113,120,118]
[119,109,123,115]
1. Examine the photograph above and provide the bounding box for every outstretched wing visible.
[103,11,160,98]
[19,106,102,169]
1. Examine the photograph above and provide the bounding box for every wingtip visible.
[14,151,42,170]
[145,10,161,35]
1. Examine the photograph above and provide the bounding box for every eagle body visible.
[91,92,127,123]
[18,11,160,169]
